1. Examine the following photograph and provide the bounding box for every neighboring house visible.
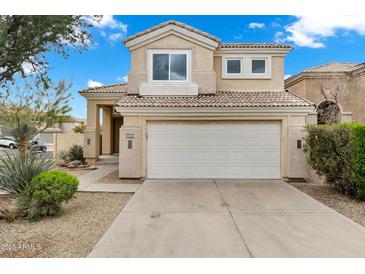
[79,20,315,180]
[38,127,63,144]
[1,117,85,139]
[37,117,86,145]
[0,125,62,147]
[285,62,365,123]
[0,125,10,137]
[56,116,86,133]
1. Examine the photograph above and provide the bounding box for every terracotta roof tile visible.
[79,83,128,94]
[116,90,313,108]
[303,62,364,73]
[219,43,293,49]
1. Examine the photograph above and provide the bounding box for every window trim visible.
[222,56,243,78]
[221,55,272,79]
[225,58,243,76]
[149,50,191,83]
[250,57,268,76]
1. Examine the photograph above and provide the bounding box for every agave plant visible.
[0,151,55,195]
[68,144,84,162]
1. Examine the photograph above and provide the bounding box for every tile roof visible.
[67,116,86,123]
[124,20,221,44]
[219,43,293,49]
[79,83,128,94]
[303,62,364,73]
[43,127,62,133]
[123,21,291,49]
[116,90,313,108]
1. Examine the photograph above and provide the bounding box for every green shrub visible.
[350,124,365,199]
[304,123,365,200]
[3,210,16,223]
[0,151,55,195]
[56,145,84,165]
[24,170,79,220]
[68,145,84,162]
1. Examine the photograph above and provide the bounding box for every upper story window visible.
[141,49,197,96]
[151,50,189,82]
[251,58,267,75]
[221,55,271,79]
[223,58,243,77]
[226,59,242,75]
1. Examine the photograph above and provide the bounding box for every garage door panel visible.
[147,122,280,179]
[261,136,280,146]
[263,151,279,161]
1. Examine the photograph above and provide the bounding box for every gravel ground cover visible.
[55,167,92,177]
[0,192,132,257]
[290,180,365,227]
[96,169,144,184]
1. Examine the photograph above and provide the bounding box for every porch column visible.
[101,106,113,155]
[119,126,142,178]
[287,115,310,179]
[84,100,100,164]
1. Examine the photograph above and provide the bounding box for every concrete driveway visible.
[89,179,365,257]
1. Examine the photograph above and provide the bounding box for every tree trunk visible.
[18,138,28,158]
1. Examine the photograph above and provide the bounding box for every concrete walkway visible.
[89,179,365,258]
[78,165,119,191]
[77,155,141,193]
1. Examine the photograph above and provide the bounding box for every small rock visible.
[15,210,27,218]
[78,164,88,168]
[150,212,161,219]
[67,160,82,169]
[84,165,98,170]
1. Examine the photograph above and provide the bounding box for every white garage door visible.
[147,122,280,179]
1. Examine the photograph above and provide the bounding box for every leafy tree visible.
[73,121,86,134]
[0,79,72,155]
[0,15,99,87]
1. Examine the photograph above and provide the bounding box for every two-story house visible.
[79,20,315,180]
[285,62,365,124]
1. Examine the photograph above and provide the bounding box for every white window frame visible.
[222,56,243,78]
[149,50,191,83]
[224,57,243,77]
[250,57,268,76]
[221,55,271,79]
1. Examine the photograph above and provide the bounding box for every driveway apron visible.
[88,179,365,257]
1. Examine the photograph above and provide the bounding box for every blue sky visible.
[43,15,365,118]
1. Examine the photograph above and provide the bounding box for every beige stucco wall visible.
[304,76,352,110]
[59,122,77,133]
[113,118,123,153]
[119,127,142,178]
[349,72,365,122]
[287,115,309,178]
[286,72,365,123]
[82,96,122,164]
[285,78,306,98]
[128,34,216,94]
[102,107,113,155]
[53,133,84,158]
[128,33,288,94]
[119,113,311,179]
[214,56,285,91]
